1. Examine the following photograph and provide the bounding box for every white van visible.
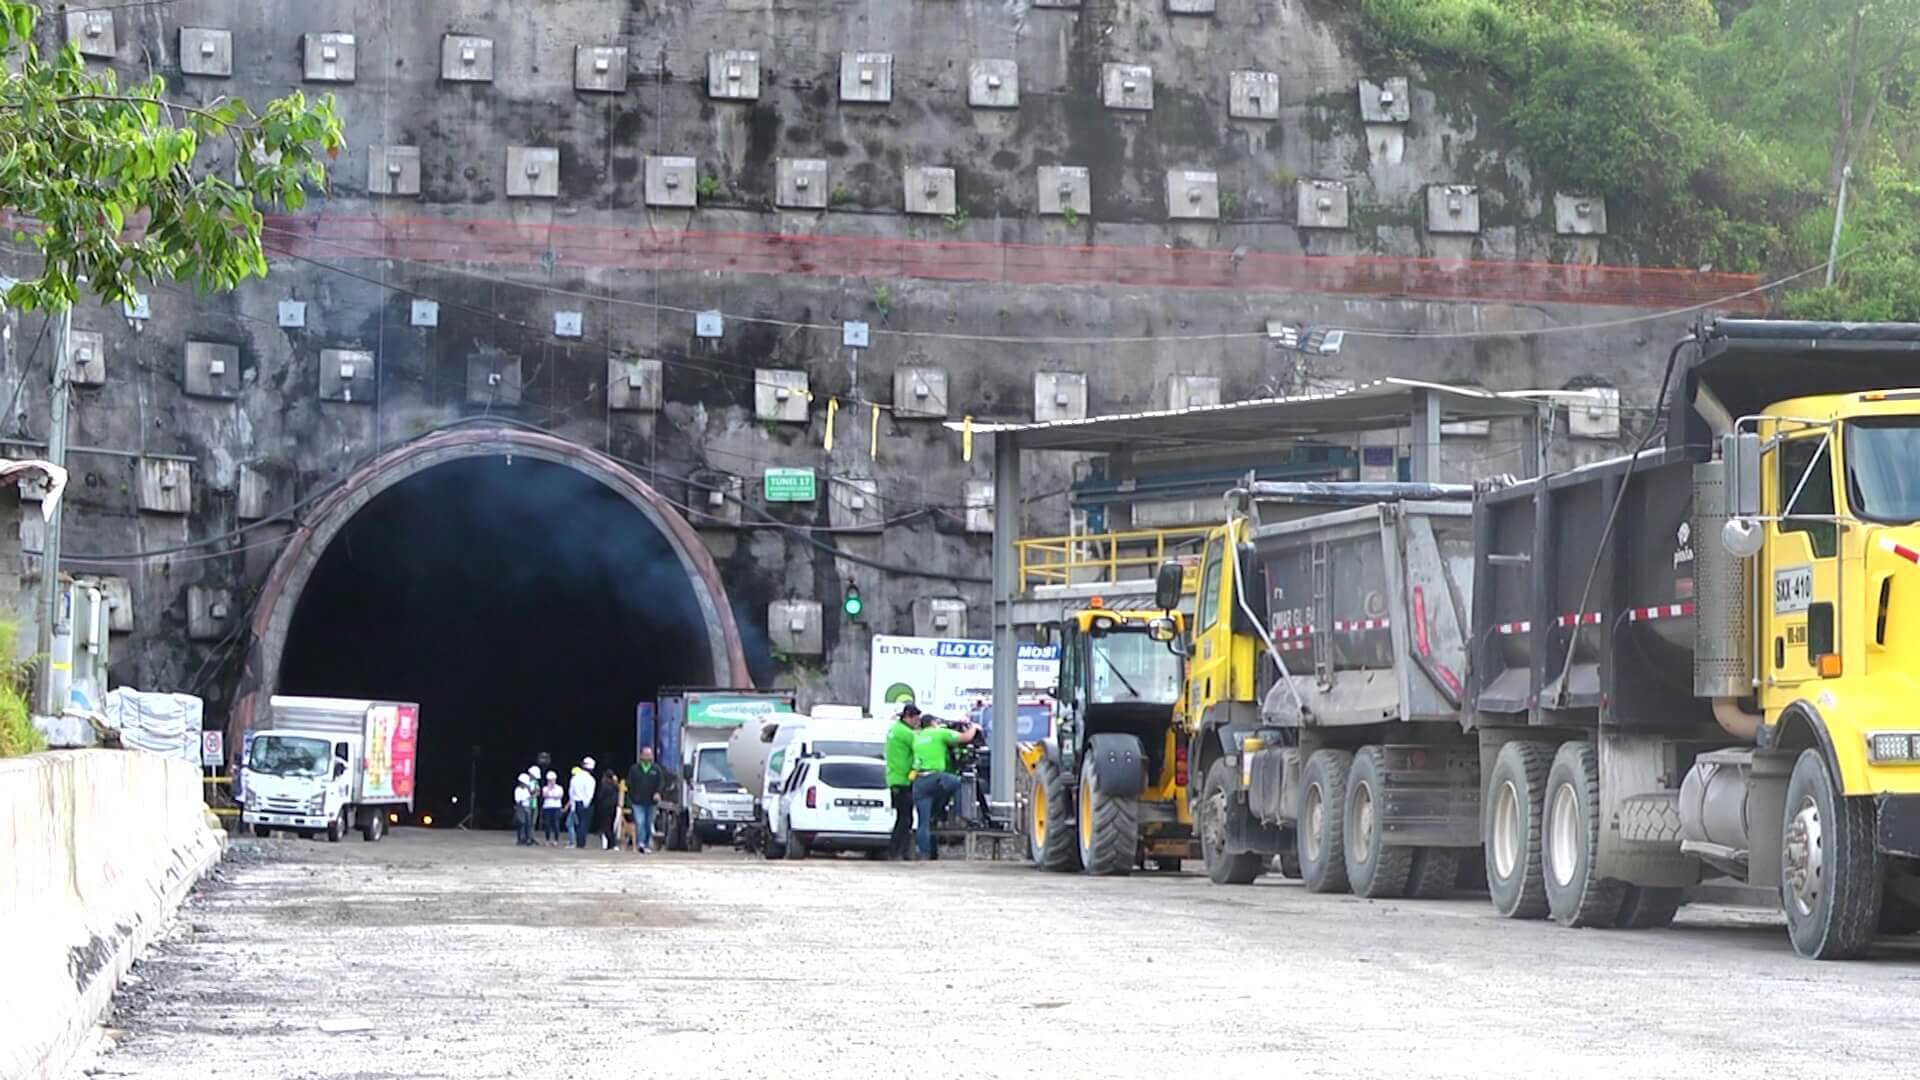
[760,710,890,860]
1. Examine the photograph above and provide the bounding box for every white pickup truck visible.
[240,696,420,842]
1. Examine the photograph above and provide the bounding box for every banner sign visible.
[362,703,419,802]
[868,634,1059,723]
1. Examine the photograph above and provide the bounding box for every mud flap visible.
[1878,794,1920,859]
[1088,733,1146,798]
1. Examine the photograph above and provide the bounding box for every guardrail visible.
[1017,527,1212,593]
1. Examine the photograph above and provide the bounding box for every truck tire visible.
[1344,747,1414,898]
[1542,741,1625,927]
[1030,759,1082,873]
[1406,848,1461,900]
[1614,885,1684,930]
[326,811,346,843]
[360,811,383,842]
[1297,749,1353,894]
[761,818,785,861]
[1485,740,1552,920]
[1782,748,1884,959]
[1277,849,1302,879]
[786,826,808,860]
[1077,753,1138,876]
[253,825,271,839]
[1199,758,1264,885]
[686,821,704,853]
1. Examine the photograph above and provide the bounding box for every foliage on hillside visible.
[0,622,43,757]
[1359,0,1920,319]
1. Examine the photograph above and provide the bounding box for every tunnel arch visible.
[230,426,749,747]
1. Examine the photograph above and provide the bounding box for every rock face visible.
[0,1,1744,708]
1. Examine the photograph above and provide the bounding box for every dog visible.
[615,780,639,850]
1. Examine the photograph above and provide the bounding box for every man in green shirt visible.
[885,706,922,861]
[908,709,979,860]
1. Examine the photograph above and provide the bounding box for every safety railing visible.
[1017,527,1213,593]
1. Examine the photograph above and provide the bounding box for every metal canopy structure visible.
[953,378,1542,453]
[963,378,1550,818]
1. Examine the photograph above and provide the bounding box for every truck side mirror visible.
[1153,560,1183,612]
[333,761,348,779]
[1723,432,1762,518]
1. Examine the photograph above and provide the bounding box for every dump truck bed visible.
[1252,501,1474,729]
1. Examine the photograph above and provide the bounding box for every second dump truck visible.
[1183,319,1920,959]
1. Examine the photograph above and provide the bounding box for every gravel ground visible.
[76,830,1920,1080]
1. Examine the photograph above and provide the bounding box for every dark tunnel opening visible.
[277,456,714,828]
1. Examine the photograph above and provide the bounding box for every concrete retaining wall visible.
[0,750,223,1080]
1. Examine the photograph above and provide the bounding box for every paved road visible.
[84,831,1920,1079]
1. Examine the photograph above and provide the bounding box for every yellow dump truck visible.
[1016,603,1195,875]
[1177,319,1920,959]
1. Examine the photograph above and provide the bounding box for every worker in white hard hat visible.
[568,758,598,848]
[512,771,535,846]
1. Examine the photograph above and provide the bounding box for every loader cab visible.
[1054,606,1184,780]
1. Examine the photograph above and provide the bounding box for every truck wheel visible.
[1077,754,1138,877]
[1614,885,1684,929]
[1406,848,1461,900]
[1297,749,1353,894]
[1542,741,1624,927]
[1030,759,1082,873]
[1344,747,1414,898]
[786,826,808,860]
[1277,849,1302,879]
[1484,740,1552,920]
[686,822,704,853]
[360,812,383,842]
[253,825,271,839]
[1782,748,1884,959]
[761,819,785,861]
[327,811,346,843]
[1199,758,1263,885]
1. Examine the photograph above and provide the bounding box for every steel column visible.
[989,435,1021,816]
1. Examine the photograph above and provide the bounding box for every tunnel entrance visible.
[238,429,748,829]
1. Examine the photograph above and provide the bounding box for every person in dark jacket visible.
[626,747,668,854]
[590,768,620,850]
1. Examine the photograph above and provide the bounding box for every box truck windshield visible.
[695,746,738,787]
[250,735,330,778]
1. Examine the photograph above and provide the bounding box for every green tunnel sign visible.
[764,468,816,503]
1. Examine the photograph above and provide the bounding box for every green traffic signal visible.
[843,582,863,618]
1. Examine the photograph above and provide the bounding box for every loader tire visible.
[1344,747,1414,898]
[1029,758,1082,873]
[1782,749,1883,960]
[1077,753,1138,877]
[1543,741,1625,928]
[1297,749,1353,894]
[1485,740,1553,920]
[1614,886,1684,930]
[1406,848,1462,900]
[1199,758,1264,885]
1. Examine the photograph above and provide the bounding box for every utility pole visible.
[1826,164,1853,288]
[37,303,71,716]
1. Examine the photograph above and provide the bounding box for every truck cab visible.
[241,729,355,840]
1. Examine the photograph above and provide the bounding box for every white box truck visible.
[240,696,420,842]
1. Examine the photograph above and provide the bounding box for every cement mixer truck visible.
[1179,319,1920,960]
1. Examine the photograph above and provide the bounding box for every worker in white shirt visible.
[568,757,598,849]
[540,771,564,844]
[513,772,535,846]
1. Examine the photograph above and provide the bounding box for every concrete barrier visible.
[0,750,223,1080]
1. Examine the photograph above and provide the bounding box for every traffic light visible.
[842,581,864,619]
